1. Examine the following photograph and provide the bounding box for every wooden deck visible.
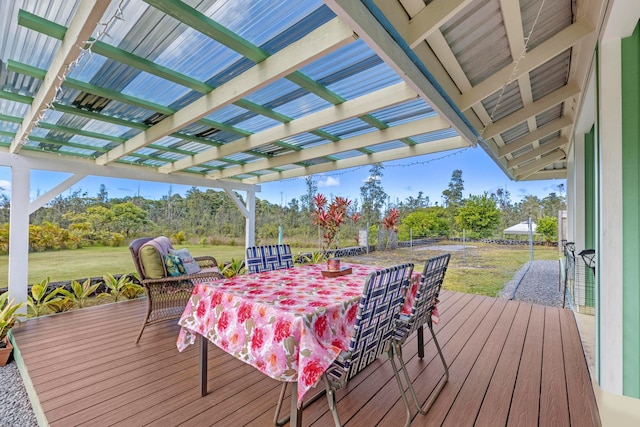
[11,291,600,426]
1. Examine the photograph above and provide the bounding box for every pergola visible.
[1,0,603,308]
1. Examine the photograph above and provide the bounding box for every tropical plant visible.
[47,297,75,314]
[27,277,63,317]
[298,251,327,265]
[312,194,358,250]
[58,278,100,309]
[221,258,246,278]
[99,273,143,302]
[1,292,25,344]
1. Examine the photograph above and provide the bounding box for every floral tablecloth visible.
[177,262,419,407]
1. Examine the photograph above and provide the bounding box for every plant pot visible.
[327,258,341,271]
[0,336,13,367]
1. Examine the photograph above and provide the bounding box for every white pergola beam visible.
[514,149,566,179]
[498,116,573,157]
[326,0,479,146]
[224,188,249,218]
[520,169,567,180]
[95,18,355,165]
[459,20,594,111]
[507,136,569,169]
[247,136,469,183]
[209,116,451,179]
[29,173,86,214]
[483,83,581,139]
[0,150,258,192]
[10,0,111,154]
[161,82,417,173]
[407,0,473,48]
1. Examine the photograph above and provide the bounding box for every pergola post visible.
[8,166,30,314]
[245,190,255,248]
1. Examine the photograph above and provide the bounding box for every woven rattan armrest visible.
[134,258,223,343]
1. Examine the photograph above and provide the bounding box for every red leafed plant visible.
[313,194,358,250]
[382,208,400,232]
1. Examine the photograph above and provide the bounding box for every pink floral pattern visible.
[177,262,420,407]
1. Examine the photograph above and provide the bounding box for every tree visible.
[360,163,387,225]
[301,176,317,213]
[442,169,464,209]
[541,192,566,217]
[111,202,150,237]
[397,207,450,240]
[537,216,558,243]
[516,195,542,221]
[96,184,109,205]
[455,193,500,238]
[491,186,517,228]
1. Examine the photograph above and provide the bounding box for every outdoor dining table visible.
[176,262,420,426]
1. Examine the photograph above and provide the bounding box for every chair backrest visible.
[245,244,294,274]
[344,263,414,379]
[129,237,154,278]
[405,254,450,334]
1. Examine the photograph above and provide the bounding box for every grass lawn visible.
[341,242,560,297]
[0,242,560,297]
[0,245,250,285]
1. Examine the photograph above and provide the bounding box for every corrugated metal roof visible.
[536,105,564,127]
[530,50,571,101]
[441,0,512,86]
[521,0,573,51]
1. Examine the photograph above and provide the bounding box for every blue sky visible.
[0,146,564,207]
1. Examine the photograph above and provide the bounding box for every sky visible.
[0,146,565,207]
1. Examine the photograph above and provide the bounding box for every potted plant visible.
[0,292,25,366]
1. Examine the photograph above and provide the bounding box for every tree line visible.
[0,165,566,253]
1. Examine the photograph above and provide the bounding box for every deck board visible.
[11,291,600,426]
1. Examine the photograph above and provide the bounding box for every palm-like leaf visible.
[1,292,25,341]
[27,277,62,317]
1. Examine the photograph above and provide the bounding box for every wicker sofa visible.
[129,236,224,343]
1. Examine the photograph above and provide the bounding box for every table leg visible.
[200,336,208,397]
[417,325,425,359]
[290,382,302,427]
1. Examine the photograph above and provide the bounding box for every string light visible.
[282,147,470,183]
[20,1,126,146]
[481,0,547,137]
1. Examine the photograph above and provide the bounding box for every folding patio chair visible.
[246,244,294,274]
[273,263,414,427]
[390,254,450,426]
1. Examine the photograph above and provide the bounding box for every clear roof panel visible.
[371,99,436,125]
[321,118,375,139]
[280,132,326,148]
[411,128,459,144]
[198,0,326,52]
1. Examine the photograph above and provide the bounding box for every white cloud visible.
[318,176,340,187]
[0,180,10,193]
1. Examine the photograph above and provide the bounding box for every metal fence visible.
[561,241,596,315]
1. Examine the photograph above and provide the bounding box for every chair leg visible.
[417,325,425,359]
[388,346,413,427]
[323,374,341,427]
[135,296,152,343]
[396,322,449,416]
[273,382,327,426]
